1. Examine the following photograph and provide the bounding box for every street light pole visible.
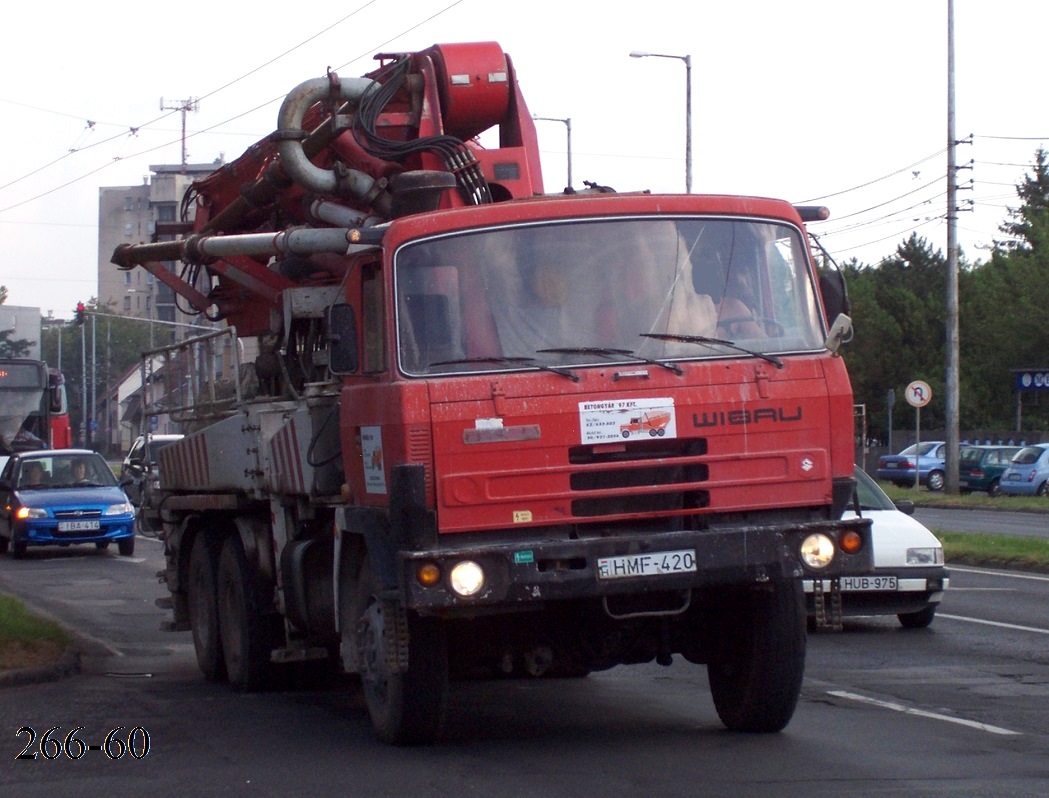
[127,285,155,349]
[533,116,573,190]
[629,50,692,193]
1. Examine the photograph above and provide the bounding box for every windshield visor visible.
[394,217,825,376]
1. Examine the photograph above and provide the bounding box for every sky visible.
[2,0,1047,319]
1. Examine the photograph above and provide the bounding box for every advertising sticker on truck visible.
[579,397,677,444]
[361,426,386,494]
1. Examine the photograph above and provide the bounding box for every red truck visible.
[113,42,870,744]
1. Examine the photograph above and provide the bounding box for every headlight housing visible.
[15,506,47,520]
[449,560,485,597]
[105,502,134,516]
[800,533,836,569]
[906,547,944,565]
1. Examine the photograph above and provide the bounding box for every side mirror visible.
[818,267,850,323]
[127,463,146,478]
[894,499,916,516]
[823,313,853,355]
[327,303,360,375]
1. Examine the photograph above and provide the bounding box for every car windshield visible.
[394,217,826,376]
[1012,446,1046,465]
[18,454,117,489]
[854,469,896,512]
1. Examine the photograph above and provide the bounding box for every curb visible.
[0,646,81,689]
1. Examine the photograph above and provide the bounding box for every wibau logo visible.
[691,406,803,428]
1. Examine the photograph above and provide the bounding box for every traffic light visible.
[75,302,85,325]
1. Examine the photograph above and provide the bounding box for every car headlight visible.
[105,502,134,516]
[800,533,836,569]
[15,506,47,520]
[449,560,485,597]
[906,547,943,565]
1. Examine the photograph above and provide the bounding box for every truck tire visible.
[188,534,226,682]
[217,535,273,691]
[707,579,806,733]
[349,555,448,745]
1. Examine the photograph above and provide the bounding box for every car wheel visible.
[926,470,945,492]
[118,537,135,556]
[95,541,111,550]
[12,540,27,559]
[1037,481,1049,498]
[988,479,1002,498]
[898,605,936,629]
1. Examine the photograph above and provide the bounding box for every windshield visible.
[854,468,895,511]
[394,217,825,376]
[17,454,117,489]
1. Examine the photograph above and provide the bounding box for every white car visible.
[805,468,949,629]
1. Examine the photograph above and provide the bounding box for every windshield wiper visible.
[639,333,783,368]
[427,356,580,382]
[536,347,683,376]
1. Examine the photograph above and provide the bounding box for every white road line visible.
[948,565,1049,582]
[937,612,1049,635]
[828,690,1021,736]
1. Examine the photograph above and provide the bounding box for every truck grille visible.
[567,439,710,518]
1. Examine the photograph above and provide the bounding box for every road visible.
[914,505,1049,539]
[2,531,1049,797]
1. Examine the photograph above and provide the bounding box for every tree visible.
[997,147,1049,253]
[0,284,33,358]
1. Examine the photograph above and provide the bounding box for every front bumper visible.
[803,566,949,617]
[13,518,135,548]
[401,517,872,614]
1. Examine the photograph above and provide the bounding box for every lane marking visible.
[948,565,1049,583]
[828,690,1021,736]
[937,612,1049,636]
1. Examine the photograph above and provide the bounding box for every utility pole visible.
[160,96,199,173]
[945,0,961,493]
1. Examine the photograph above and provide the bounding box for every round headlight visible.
[449,560,485,597]
[800,533,836,569]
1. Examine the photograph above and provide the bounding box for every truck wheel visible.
[351,557,448,744]
[11,540,27,559]
[217,535,274,691]
[0,535,8,555]
[707,579,806,733]
[188,534,226,682]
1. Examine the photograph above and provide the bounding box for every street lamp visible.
[532,115,573,191]
[629,50,692,194]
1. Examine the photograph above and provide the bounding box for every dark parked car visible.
[876,441,947,491]
[0,449,136,558]
[958,445,1023,497]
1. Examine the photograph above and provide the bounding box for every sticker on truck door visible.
[361,426,386,494]
[579,397,676,444]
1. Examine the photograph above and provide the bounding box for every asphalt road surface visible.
[1,530,1048,797]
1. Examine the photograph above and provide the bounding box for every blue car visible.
[0,449,136,559]
[999,444,1049,497]
[875,441,947,491]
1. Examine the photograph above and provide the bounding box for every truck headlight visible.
[449,560,485,597]
[800,533,836,569]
